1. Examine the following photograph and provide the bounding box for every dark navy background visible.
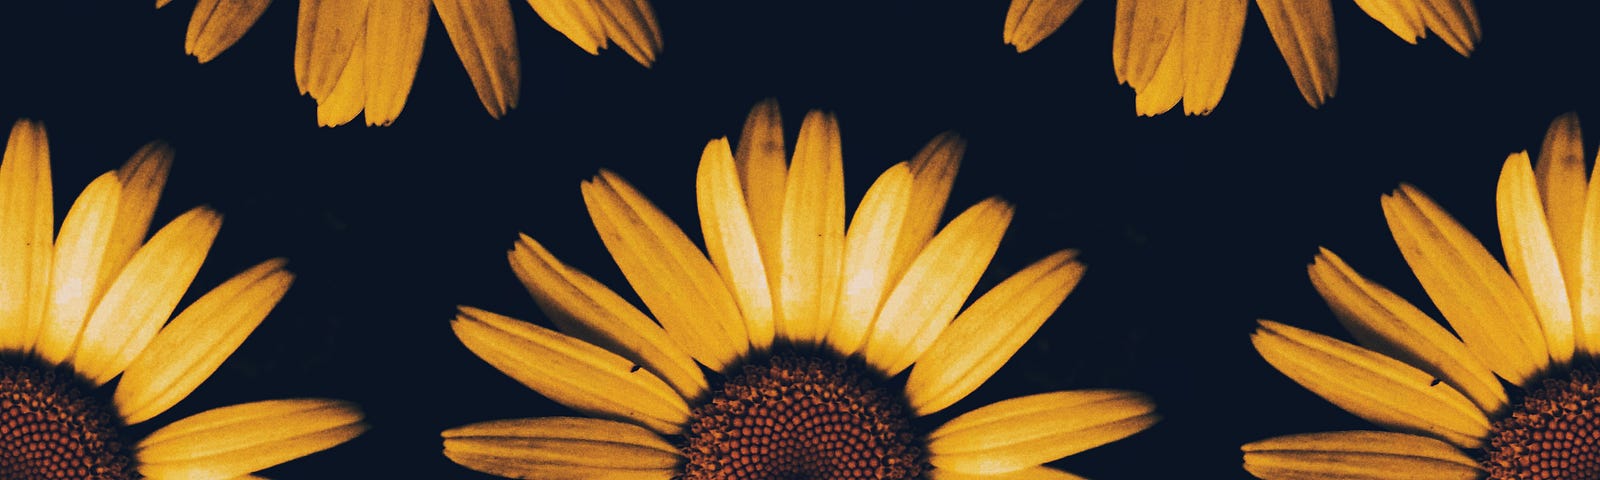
[1,2,1598,477]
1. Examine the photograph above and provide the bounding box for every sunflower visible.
[0,119,365,479]
[442,99,1160,479]
[1242,112,1600,479]
[155,0,662,127]
[1003,0,1480,116]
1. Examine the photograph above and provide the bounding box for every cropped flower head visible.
[444,100,1159,479]
[1245,113,1600,479]
[0,119,365,479]
[1004,0,1480,115]
[156,0,662,126]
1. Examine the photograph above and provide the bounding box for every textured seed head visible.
[1484,368,1600,480]
[0,360,135,480]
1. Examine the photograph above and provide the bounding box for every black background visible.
[2,2,1598,478]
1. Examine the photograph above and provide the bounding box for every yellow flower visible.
[1004,0,1481,116]
[1245,113,1600,479]
[156,0,662,126]
[443,100,1159,479]
[0,120,365,479]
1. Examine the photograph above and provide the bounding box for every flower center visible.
[0,359,136,480]
[1483,368,1600,480]
[681,353,924,480]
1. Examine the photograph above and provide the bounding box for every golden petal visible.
[1243,430,1481,480]
[889,132,963,283]
[1417,0,1480,56]
[1535,113,1590,354]
[594,0,663,67]
[1497,152,1575,366]
[776,110,845,346]
[361,0,431,126]
[136,399,366,479]
[1179,0,1247,115]
[1255,0,1338,107]
[525,0,608,55]
[1112,0,1185,89]
[294,0,369,99]
[732,99,788,301]
[697,138,777,353]
[434,0,521,118]
[184,0,272,63]
[1134,22,1185,117]
[824,163,913,357]
[34,173,121,367]
[442,417,679,480]
[1002,0,1085,53]
[316,35,368,127]
[926,390,1157,474]
[101,142,172,296]
[0,120,53,355]
[1352,0,1425,43]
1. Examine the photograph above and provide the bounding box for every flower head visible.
[444,100,1159,479]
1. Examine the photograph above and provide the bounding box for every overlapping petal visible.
[1243,430,1482,480]
[136,399,367,479]
[443,417,679,480]
[0,120,53,355]
[927,390,1158,474]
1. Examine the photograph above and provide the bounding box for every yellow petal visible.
[696,138,776,353]
[1535,113,1590,354]
[1002,0,1084,53]
[1112,0,1185,89]
[434,0,520,118]
[732,99,788,303]
[907,250,1084,416]
[1352,0,1424,43]
[1308,249,1506,413]
[1581,147,1600,359]
[776,110,845,347]
[1134,22,1184,117]
[583,171,749,372]
[442,417,678,480]
[1252,320,1489,448]
[1179,0,1246,115]
[184,0,272,63]
[526,0,608,55]
[1242,430,1482,480]
[0,120,53,354]
[34,172,121,367]
[926,390,1158,474]
[1497,152,1574,366]
[452,307,689,434]
[1255,0,1338,107]
[929,466,1086,480]
[136,399,365,479]
[1384,184,1548,386]
[293,0,369,99]
[362,0,431,126]
[864,198,1012,377]
[1417,0,1480,57]
[73,207,222,386]
[824,163,913,357]
[317,35,367,128]
[101,142,172,298]
[889,133,963,284]
[509,234,707,401]
[594,0,663,67]
[114,259,292,425]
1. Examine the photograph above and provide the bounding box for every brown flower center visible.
[681,353,924,480]
[0,360,135,480]
[1483,368,1600,480]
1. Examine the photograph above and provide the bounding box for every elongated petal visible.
[1385,184,1548,386]
[0,120,53,354]
[928,466,1086,480]
[697,138,776,353]
[1134,24,1184,117]
[864,198,1012,376]
[594,0,663,67]
[101,142,172,296]
[1352,0,1424,43]
[35,173,121,366]
[316,36,367,127]
[509,234,707,401]
[434,0,520,118]
[527,0,607,54]
[136,399,366,479]
[1112,0,1184,89]
[74,207,221,386]
[1180,0,1247,115]
[453,307,689,434]
[1243,431,1482,480]
[776,110,845,347]
[1497,152,1575,366]
[1418,0,1480,56]
[1536,113,1591,354]
[583,171,749,372]
[1252,320,1489,448]
[442,417,679,480]
[362,0,430,126]
[114,259,293,425]
[927,390,1158,474]
[733,99,787,290]
[1256,0,1338,107]
[889,133,963,283]
[1003,0,1084,53]
[824,163,913,357]
[294,0,369,99]
[1582,147,1600,358]
[184,0,272,63]
[1309,249,1506,413]
[907,250,1084,416]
